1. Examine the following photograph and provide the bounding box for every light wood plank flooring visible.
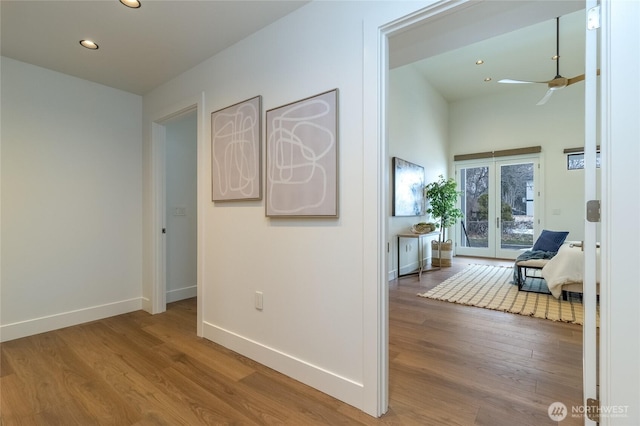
[1,257,583,425]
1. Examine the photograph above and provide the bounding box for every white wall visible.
[165,112,197,303]
[142,0,433,415]
[388,64,448,278]
[0,0,637,422]
[449,82,593,241]
[0,57,143,341]
[388,61,591,260]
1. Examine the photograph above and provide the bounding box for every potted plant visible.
[424,175,463,266]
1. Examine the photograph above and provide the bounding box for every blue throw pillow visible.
[532,230,569,253]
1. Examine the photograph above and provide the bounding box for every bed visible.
[542,242,601,299]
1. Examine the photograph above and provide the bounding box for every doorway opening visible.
[164,111,198,303]
[383,0,594,419]
[150,94,204,337]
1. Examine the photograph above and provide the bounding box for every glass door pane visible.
[456,164,493,257]
[497,162,535,258]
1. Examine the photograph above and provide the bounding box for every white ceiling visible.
[389,1,587,103]
[1,0,309,95]
[1,0,587,101]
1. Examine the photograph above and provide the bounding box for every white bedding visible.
[542,242,601,298]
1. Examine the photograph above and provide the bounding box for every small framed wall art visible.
[211,95,262,201]
[265,89,339,217]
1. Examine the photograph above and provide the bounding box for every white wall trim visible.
[150,121,167,315]
[141,296,152,313]
[202,322,363,409]
[166,285,197,303]
[0,298,142,343]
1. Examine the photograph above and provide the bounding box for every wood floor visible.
[1,257,584,425]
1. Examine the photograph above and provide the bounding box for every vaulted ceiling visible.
[389,1,586,103]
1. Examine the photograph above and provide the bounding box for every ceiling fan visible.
[498,16,586,106]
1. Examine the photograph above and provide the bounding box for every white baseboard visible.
[0,298,142,342]
[166,285,197,303]
[202,322,364,411]
[141,296,152,314]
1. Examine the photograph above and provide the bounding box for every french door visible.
[455,156,540,260]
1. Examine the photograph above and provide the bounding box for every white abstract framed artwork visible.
[211,95,262,201]
[392,157,425,217]
[266,89,339,217]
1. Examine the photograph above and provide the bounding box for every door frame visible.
[598,1,640,421]
[582,0,598,423]
[378,0,608,419]
[150,92,205,337]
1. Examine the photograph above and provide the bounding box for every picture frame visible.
[265,89,339,217]
[393,157,425,216]
[211,95,262,201]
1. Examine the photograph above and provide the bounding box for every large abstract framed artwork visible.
[211,95,262,201]
[393,157,425,216]
[266,89,338,217]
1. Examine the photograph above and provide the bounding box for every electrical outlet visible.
[255,291,263,310]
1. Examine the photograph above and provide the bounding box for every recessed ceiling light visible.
[484,77,492,82]
[79,40,99,50]
[119,0,141,8]
[475,59,484,65]
[552,55,560,60]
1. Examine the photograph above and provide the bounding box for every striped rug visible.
[417,264,598,325]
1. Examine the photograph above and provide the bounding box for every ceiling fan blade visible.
[536,89,555,106]
[498,78,548,84]
[567,69,600,86]
[567,74,586,85]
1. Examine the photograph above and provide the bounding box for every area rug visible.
[417,264,598,325]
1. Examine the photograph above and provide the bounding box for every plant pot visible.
[431,239,453,267]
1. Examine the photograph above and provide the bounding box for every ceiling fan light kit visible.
[498,16,587,106]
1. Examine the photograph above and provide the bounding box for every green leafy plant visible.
[424,175,463,242]
[477,193,514,222]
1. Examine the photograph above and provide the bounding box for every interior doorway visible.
[150,93,204,337]
[164,111,198,303]
[383,0,590,418]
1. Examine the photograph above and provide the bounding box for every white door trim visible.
[598,1,640,424]
[582,0,598,424]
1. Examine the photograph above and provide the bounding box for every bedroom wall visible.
[388,65,449,278]
[141,0,433,414]
[0,57,143,341]
[449,82,596,242]
[388,61,593,256]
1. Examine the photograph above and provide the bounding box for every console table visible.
[397,231,441,280]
